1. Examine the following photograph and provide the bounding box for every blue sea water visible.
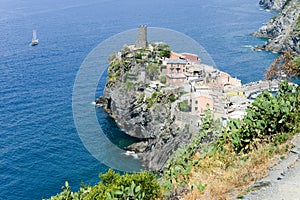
[0,0,278,199]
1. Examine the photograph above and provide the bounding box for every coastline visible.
[97,26,283,171]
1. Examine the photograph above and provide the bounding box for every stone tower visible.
[135,25,148,48]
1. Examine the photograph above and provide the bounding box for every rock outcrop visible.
[254,0,300,54]
[259,0,287,11]
[100,44,194,171]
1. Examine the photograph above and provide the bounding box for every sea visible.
[0,0,278,199]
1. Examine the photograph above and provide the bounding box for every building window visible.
[195,100,198,104]
[195,107,198,111]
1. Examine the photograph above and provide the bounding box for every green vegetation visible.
[293,55,300,67]
[169,94,176,103]
[162,81,300,199]
[157,43,171,58]
[178,100,191,112]
[44,181,91,200]
[137,94,145,103]
[107,60,122,85]
[135,53,142,59]
[146,63,159,80]
[125,80,135,91]
[47,81,300,200]
[159,75,167,84]
[45,170,161,200]
[108,60,121,74]
[218,81,299,153]
[145,92,170,108]
[265,52,300,80]
[162,109,220,195]
[85,169,161,200]
[295,15,300,32]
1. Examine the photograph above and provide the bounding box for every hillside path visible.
[243,133,300,200]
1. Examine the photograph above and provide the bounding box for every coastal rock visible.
[259,0,287,11]
[101,46,194,171]
[254,0,300,54]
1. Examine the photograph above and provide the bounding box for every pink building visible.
[191,94,214,115]
[166,74,186,85]
[218,72,241,87]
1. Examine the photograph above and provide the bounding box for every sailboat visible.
[31,30,39,46]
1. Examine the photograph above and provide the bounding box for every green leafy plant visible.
[178,100,191,112]
[194,181,207,192]
[218,81,300,153]
[85,169,161,200]
[169,94,176,103]
[160,75,167,84]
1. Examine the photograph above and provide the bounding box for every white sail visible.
[32,30,37,40]
[31,30,39,46]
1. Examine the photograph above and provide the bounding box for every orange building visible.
[181,52,201,64]
[169,51,184,59]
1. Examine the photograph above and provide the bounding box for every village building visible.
[166,59,187,74]
[169,51,184,60]
[217,71,242,87]
[190,93,214,115]
[181,52,201,64]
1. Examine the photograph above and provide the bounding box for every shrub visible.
[125,80,135,91]
[146,63,159,80]
[135,53,142,59]
[160,76,167,84]
[220,81,300,153]
[169,94,176,103]
[178,100,191,112]
[85,169,161,200]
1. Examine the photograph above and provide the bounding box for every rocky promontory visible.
[96,25,284,171]
[258,0,287,11]
[99,43,194,171]
[254,0,300,54]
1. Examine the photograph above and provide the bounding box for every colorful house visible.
[181,52,201,64]
[166,59,187,74]
[170,51,184,60]
[166,74,186,85]
[190,93,214,115]
[218,72,241,87]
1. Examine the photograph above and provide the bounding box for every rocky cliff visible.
[259,0,287,10]
[98,44,195,171]
[254,0,300,54]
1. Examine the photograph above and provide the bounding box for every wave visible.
[123,151,138,159]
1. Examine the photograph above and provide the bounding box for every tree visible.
[265,52,300,81]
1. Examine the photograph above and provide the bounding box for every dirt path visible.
[243,133,300,200]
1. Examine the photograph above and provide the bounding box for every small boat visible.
[31,30,39,46]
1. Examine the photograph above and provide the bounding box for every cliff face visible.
[259,0,287,10]
[254,0,300,54]
[101,45,194,171]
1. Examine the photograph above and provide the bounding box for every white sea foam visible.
[242,45,253,48]
[124,151,138,159]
